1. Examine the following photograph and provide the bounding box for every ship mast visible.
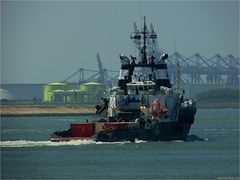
[131,16,151,65]
[142,16,147,64]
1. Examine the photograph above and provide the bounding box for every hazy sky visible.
[1,0,239,84]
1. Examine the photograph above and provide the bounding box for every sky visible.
[1,0,239,84]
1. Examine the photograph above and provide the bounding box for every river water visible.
[1,108,239,179]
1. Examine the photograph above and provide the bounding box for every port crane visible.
[62,22,239,86]
[62,53,118,85]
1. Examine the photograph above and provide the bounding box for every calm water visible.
[1,109,239,179]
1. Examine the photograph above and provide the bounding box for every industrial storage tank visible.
[43,82,68,102]
[79,82,105,103]
[0,88,13,102]
[66,89,81,102]
[79,82,105,92]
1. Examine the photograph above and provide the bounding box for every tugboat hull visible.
[95,122,194,142]
[50,123,193,142]
[50,111,196,142]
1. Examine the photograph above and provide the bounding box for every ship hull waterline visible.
[50,122,193,142]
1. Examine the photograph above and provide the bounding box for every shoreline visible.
[0,104,96,117]
[1,113,96,117]
[1,102,239,117]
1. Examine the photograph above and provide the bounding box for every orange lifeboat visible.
[150,100,168,117]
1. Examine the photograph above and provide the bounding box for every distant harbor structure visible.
[58,53,240,87]
[168,53,239,85]
[0,88,13,101]
[1,52,239,102]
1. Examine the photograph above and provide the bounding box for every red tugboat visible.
[50,17,197,142]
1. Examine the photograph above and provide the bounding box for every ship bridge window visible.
[147,86,153,90]
[129,86,135,91]
[128,86,136,95]
[139,85,151,92]
[138,85,154,93]
[139,86,144,91]
[128,84,155,94]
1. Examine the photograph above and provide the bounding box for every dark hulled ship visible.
[50,17,197,142]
